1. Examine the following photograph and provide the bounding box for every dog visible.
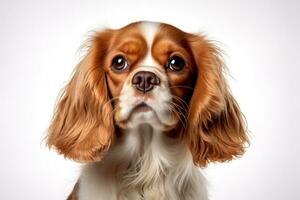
[46,21,249,200]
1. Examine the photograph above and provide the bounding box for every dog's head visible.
[47,21,248,166]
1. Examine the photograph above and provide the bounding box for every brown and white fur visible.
[46,21,249,200]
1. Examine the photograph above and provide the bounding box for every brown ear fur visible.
[47,31,114,162]
[186,34,249,167]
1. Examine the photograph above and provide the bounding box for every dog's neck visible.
[78,123,207,200]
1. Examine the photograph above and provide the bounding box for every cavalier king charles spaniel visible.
[47,21,249,200]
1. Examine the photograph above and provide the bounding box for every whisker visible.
[168,104,187,130]
[102,96,120,110]
[172,101,189,124]
[154,103,186,129]
[169,101,188,116]
[104,106,118,121]
[172,103,188,124]
[170,95,189,111]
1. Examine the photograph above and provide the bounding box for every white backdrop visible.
[0,0,299,199]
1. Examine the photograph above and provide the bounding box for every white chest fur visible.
[78,124,208,200]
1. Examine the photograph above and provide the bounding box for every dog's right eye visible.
[111,55,128,72]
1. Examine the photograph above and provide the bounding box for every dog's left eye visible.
[167,55,186,72]
[111,55,128,72]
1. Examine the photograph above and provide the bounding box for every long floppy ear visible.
[46,31,114,162]
[186,34,249,167]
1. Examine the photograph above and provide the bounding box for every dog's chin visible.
[116,103,179,131]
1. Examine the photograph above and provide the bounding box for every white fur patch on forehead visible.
[139,22,160,67]
[139,22,160,47]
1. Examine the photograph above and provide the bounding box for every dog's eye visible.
[111,55,128,72]
[167,55,185,72]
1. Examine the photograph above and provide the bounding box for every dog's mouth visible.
[131,102,152,113]
[126,102,156,120]
[127,102,159,120]
[116,101,178,131]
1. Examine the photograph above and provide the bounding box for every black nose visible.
[132,71,160,93]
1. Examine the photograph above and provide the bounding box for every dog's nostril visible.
[132,75,142,85]
[149,75,160,85]
[132,71,160,93]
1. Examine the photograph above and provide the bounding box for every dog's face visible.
[47,21,248,166]
[104,23,195,131]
